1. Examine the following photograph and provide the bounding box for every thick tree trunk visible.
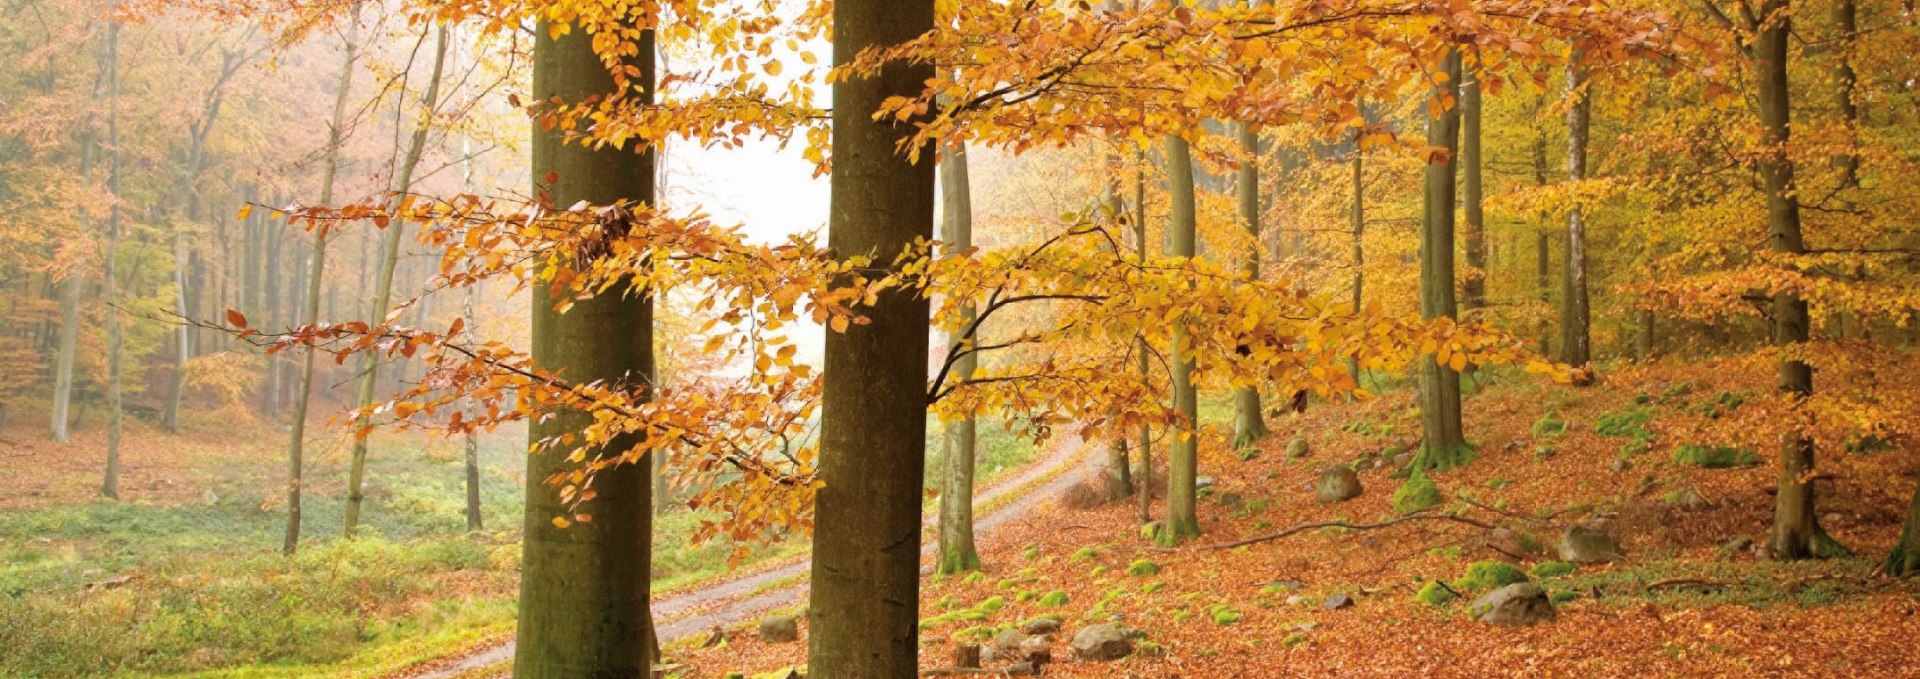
[345,25,448,537]
[51,141,88,443]
[1753,0,1823,561]
[936,141,980,575]
[1231,122,1270,448]
[1415,49,1469,469]
[1560,52,1594,380]
[1158,134,1201,545]
[1461,57,1487,316]
[512,15,656,678]
[806,1,934,675]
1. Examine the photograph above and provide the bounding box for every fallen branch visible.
[1179,510,1496,551]
[920,667,1036,677]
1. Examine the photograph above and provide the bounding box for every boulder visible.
[1322,593,1354,610]
[1071,624,1135,661]
[1557,525,1624,563]
[1286,437,1311,458]
[1471,582,1556,626]
[1016,636,1052,665]
[1020,617,1062,636]
[1316,466,1363,503]
[984,628,1027,662]
[758,614,799,643]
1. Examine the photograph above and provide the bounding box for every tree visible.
[284,5,360,556]
[512,12,657,676]
[101,17,124,500]
[935,140,981,575]
[1460,54,1487,317]
[805,0,935,675]
[1230,121,1271,448]
[1157,133,1201,546]
[345,24,449,537]
[1413,49,1471,471]
[1559,48,1594,381]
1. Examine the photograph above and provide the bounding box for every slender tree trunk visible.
[1101,161,1134,501]
[1158,134,1201,546]
[285,6,359,555]
[1560,51,1595,380]
[165,235,190,431]
[512,15,656,678]
[52,141,89,443]
[806,2,934,675]
[259,220,281,414]
[1461,55,1487,316]
[345,25,449,537]
[1230,122,1270,448]
[462,280,482,532]
[1415,49,1469,469]
[1348,128,1366,381]
[1753,0,1822,561]
[1133,151,1152,525]
[1533,124,1552,357]
[935,141,980,574]
[102,19,123,500]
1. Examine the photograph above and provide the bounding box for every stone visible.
[1390,451,1413,469]
[1003,661,1040,676]
[1470,582,1556,626]
[1016,636,1052,665]
[1021,617,1062,635]
[1284,595,1305,606]
[1610,458,1630,473]
[1322,593,1354,610]
[1286,437,1311,458]
[758,614,799,643]
[1557,525,1624,563]
[1676,488,1710,510]
[985,628,1027,662]
[1071,624,1135,661]
[1315,465,1363,503]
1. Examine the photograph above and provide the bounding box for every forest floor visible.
[667,356,1920,678]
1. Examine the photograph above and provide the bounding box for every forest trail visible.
[403,436,1099,678]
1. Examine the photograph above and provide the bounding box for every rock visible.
[1470,582,1556,626]
[1557,525,1624,563]
[1003,661,1040,676]
[1016,636,1052,665]
[201,489,220,506]
[1284,595,1305,606]
[985,628,1027,662]
[1323,593,1354,610]
[1021,617,1061,635]
[1610,458,1630,473]
[1196,476,1216,491]
[758,614,800,643]
[1315,465,1363,503]
[1503,439,1525,453]
[1676,488,1710,511]
[1286,437,1311,458]
[1071,624,1135,661]
[1390,451,1413,469]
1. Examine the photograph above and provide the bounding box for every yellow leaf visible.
[551,516,570,528]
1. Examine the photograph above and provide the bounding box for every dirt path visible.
[405,437,1098,678]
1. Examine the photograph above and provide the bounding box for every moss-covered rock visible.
[1392,471,1443,513]
[1452,560,1530,592]
[1125,559,1160,577]
[1414,580,1458,606]
[1527,561,1577,579]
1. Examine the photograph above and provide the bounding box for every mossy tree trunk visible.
[1158,134,1201,545]
[512,14,656,677]
[1231,122,1271,449]
[1415,49,1470,470]
[806,1,935,675]
[936,141,981,575]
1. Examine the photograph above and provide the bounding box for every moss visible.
[1452,560,1530,592]
[1672,444,1759,468]
[1088,566,1108,578]
[1595,407,1654,438]
[1528,561,1577,579]
[1531,411,1567,438]
[1126,559,1161,577]
[962,571,984,585]
[1281,634,1308,647]
[1548,589,1579,605]
[1392,471,1443,513]
[1020,545,1039,561]
[1070,547,1098,562]
[1141,581,1166,595]
[1038,590,1070,607]
[1206,603,1242,625]
[1414,580,1458,606]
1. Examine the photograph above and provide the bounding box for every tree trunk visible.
[1415,49,1469,470]
[1102,160,1134,501]
[1533,123,1552,357]
[1230,122,1270,449]
[512,15,656,678]
[51,140,88,444]
[935,141,980,575]
[806,2,934,675]
[1133,150,1152,525]
[1461,55,1487,316]
[259,222,281,414]
[285,6,359,555]
[1158,134,1201,546]
[1753,0,1822,561]
[102,19,123,500]
[345,25,449,537]
[1560,51,1594,381]
[1347,127,1365,381]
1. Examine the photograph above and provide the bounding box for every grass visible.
[924,414,1044,493]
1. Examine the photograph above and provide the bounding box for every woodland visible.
[2,0,1920,677]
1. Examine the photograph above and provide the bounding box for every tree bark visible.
[51,138,88,443]
[1461,55,1487,316]
[936,141,980,575]
[1415,49,1469,469]
[1533,120,1552,357]
[1158,134,1201,545]
[345,25,449,537]
[1348,127,1365,381]
[512,14,656,677]
[1560,50,1594,381]
[101,19,123,500]
[1133,150,1153,525]
[1231,122,1270,448]
[805,1,934,675]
